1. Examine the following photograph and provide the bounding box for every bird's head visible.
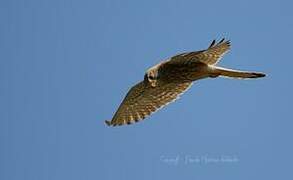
[144,68,159,88]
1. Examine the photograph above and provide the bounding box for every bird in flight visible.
[105,39,265,127]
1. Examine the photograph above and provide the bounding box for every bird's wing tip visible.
[209,38,231,48]
[105,120,112,126]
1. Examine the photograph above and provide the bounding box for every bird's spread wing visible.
[170,39,231,65]
[105,81,192,126]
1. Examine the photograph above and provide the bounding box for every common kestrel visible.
[105,39,265,127]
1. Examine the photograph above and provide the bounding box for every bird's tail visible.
[212,66,266,79]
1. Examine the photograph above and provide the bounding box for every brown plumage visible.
[105,39,265,127]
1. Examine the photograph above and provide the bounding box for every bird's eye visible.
[149,75,155,80]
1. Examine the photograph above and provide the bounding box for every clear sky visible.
[1,0,293,179]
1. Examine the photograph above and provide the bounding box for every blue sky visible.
[1,0,293,179]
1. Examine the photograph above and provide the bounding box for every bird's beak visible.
[150,80,157,87]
